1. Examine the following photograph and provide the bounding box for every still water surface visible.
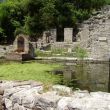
[63,62,109,92]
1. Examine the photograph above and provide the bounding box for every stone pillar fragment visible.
[42,29,57,43]
[42,31,47,44]
[64,28,73,42]
[50,29,57,42]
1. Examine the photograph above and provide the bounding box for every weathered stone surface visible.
[90,92,110,101]
[0,89,4,95]
[1,81,110,110]
[68,97,110,110]
[0,45,13,58]
[73,90,90,98]
[52,85,72,95]
[0,81,43,110]
[10,86,42,105]
[50,5,110,60]
[0,81,15,89]
[57,97,72,110]
[4,87,29,99]
[37,91,62,108]
[13,103,31,110]
[0,95,4,110]
[5,98,13,110]
[76,5,110,60]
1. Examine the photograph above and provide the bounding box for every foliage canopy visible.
[0,0,107,43]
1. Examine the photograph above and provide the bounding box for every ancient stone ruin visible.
[5,34,35,61]
[37,5,110,60]
[0,6,110,61]
[76,5,110,60]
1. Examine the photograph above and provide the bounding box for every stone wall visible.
[76,5,110,60]
[1,6,110,61]
[42,29,57,44]
[50,6,110,60]
[0,45,13,58]
[51,42,78,50]
[1,81,110,110]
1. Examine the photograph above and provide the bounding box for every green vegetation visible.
[0,0,107,44]
[74,46,88,59]
[35,46,87,58]
[0,62,62,85]
[36,48,69,57]
[36,48,75,57]
[106,0,110,4]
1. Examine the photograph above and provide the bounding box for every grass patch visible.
[35,46,88,58]
[0,62,62,85]
[35,48,76,57]
[74,46,88,59]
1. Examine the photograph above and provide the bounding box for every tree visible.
[0,0,106,44]
[0,0,26,43]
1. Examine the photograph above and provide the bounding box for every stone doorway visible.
[57,28,64,42]
[45,32,51,43]
[17,36,25,53]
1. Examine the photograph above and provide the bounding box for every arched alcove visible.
[17,36,25,52]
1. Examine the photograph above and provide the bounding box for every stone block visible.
[50,29,57,42]
[37,91,62,108]
[98,37,107,42]
[64,28,73,42]
[5,98,13,110]
[52,85,72,95]
[57,97,72,110]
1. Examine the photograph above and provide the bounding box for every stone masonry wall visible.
[0,45,13,58]
[51,5,110,60]
[76,5,110,60]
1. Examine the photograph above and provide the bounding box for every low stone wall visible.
[0,81,110,110]
[0,45,13,58]
[5,53,35,61]
[51,42,78,50]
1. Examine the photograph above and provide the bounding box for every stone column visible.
[64,28,73,42]
[13,39,18,51]
[24,38,29,53]
[42,31,47,44]
[50,29,57,42]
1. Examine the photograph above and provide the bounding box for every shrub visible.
[74,46,88,59]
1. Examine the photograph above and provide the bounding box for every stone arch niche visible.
[13,34,29,54]
[5,34,35,61]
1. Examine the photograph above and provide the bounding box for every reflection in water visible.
[0,59,109,92]
[64,62,109,92]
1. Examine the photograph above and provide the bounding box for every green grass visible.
[35,49,76,57]
[0,62,62,85]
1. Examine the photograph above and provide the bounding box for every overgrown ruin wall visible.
[51,5,110,60]
[76,5,110,60]
[0,6,110,61]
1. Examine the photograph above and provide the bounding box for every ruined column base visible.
[5,52,34,61]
